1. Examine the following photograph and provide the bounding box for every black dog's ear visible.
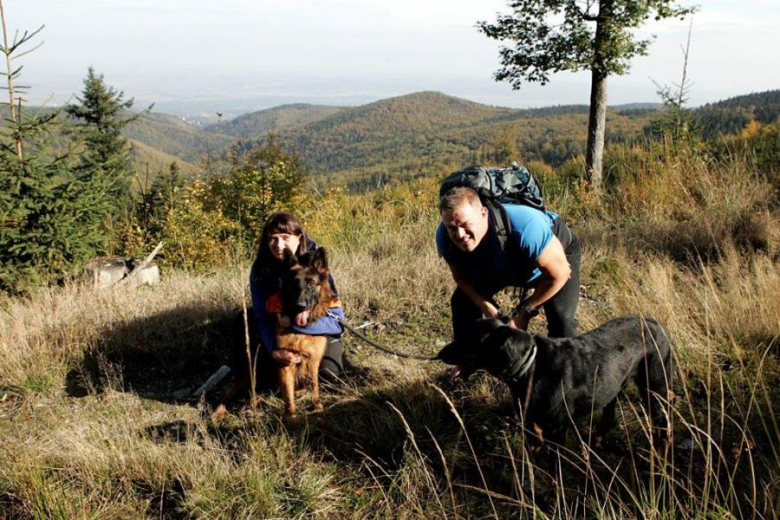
[281,248,298,269]
[483,326,518,351]
[311,247,328,276]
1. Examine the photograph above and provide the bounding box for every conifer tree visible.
[66,67,139,216]
[147,161,184,229]
[0,3,110,293]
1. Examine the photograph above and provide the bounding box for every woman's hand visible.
[272,349,302,366]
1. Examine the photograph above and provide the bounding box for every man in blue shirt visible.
[436,187,581,343]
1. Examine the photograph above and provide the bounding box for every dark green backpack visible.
[439,162,546,250]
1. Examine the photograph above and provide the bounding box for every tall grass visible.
[1,154,778,518]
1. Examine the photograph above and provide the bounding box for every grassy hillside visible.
[1,146,777,517]
[0,106,230,179]
[128,139,201,182]
[207,103,345,138]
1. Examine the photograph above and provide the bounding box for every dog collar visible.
[502,344,537,385]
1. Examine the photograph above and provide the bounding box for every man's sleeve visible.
[512,210,554,262]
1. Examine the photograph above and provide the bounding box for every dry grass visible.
[1,156,778,518]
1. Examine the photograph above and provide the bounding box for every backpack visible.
[439,162,546,250]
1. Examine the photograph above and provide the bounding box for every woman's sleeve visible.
[250,267,278,353]
[290,307,345,336]
[289,272,345,336]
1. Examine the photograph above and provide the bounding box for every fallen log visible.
[193,365,231,398]
[119,241,164,286]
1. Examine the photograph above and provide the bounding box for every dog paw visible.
[313,402,324,412]
[283,411,303,428]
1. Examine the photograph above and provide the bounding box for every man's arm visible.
[510,235,571,329]
[449,264,500,319]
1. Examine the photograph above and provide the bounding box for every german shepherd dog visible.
[274,247,333,416]
[211,247,334,420]
[437,316,674,447]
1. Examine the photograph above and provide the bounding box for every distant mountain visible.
[691,89,780,139]
[296,91,515,135]
[207,103,345,138]
[0,107,207,182]
[124,112,234,163]
[244,91,648,189]
[64,88,777,191]
[702,90,780,112]
[613,103,663,111]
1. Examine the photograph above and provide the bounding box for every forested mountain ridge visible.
[691,89,780,139]
[124,112,233,164]
[207,103,345,137]
[9,89,778,188]
[238,91,649,188]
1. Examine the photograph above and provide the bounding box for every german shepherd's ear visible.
[311,247,329,276]
[281,248,298,270]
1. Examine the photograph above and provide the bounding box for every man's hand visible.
[272,349,302,366]
[480,301,500,319]
[508,312,531,331]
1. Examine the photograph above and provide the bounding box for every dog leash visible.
[326,310,438,361]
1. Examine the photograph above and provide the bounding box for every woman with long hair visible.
[248,212,345,377]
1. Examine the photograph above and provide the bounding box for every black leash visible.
[328,310,438,361]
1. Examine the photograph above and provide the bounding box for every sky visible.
[7,0,780,117]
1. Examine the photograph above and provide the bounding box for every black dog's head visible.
[279,247,331,324]
[436,318,536,379]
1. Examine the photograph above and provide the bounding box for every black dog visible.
[437,316,674,446]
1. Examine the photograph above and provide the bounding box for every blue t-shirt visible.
[436,204,558,290]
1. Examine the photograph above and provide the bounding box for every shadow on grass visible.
[62,300,777,517]
[65,303,238,405]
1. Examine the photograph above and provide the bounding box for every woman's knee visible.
[319,337,344,381]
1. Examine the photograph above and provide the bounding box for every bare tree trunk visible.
[585,0,614,193]
[0,0,23,159]
[586,70,607,192]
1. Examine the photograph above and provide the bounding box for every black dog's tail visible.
[637,317,675,437]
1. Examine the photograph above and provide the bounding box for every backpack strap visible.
[486,199,512,250]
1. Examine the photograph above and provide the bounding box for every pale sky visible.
[8,0,780,115]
